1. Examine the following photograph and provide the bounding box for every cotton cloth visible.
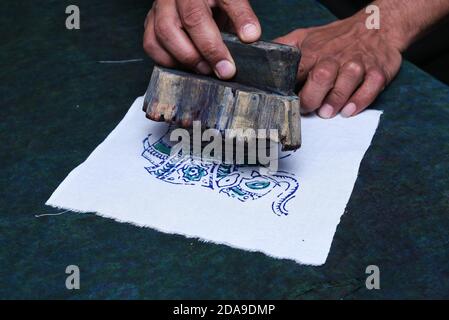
[47,96,382,265]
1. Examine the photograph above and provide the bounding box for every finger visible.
[217,0,261,42]
[153,0,212,74]
[299,58,339,114]
[144,9,151,28]
[384,49,403,83]
[318,60,365,119]
[341,67,387,117]
[143,9,177,67]
[274,29,313,83]
[144,2,157,28]
[176,0,236,79]
[296,54,318,84]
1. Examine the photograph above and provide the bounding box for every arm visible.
[276,0,449,118]
[383,0,449,51]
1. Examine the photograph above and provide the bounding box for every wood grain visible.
[143,66,301,151]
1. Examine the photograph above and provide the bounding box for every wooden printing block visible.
[143,33,301,151]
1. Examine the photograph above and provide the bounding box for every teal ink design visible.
[141,126,299,216]
[182,166,207,182]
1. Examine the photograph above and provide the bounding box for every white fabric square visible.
[47,96,382,265]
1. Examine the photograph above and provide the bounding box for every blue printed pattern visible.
[141,127,299,216]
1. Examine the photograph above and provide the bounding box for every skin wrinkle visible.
[144,0,449,118]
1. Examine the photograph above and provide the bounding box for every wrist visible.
[380,7,415,52]
[350,6,411,52]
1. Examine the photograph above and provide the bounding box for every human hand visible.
[275,15,403,118]
[143,0,261,80]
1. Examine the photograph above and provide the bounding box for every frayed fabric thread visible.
[35,209,70,218]
[98,59,143,64]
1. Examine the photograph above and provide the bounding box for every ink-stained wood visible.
[143,66,301,151]
[221,33,300,95]
[143,34,302,151]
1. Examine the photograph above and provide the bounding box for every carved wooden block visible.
[143,33,301,151]
[221,33,300,95]
[143,66,301,151]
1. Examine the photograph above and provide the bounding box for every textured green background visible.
[1,0,448,299]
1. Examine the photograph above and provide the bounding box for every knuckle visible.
[181,5,206,29]
[200,40,220,60]
[219,0,234,8]
[311,66,334,85]
[368,67,387,84]
[344,61,364,76]
[143,39,156,55]
[232,7,253,20]
[179,53,200,66]
[154,21,172,42]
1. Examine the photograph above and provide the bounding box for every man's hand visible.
[276,17,402,118]
[143,0,261,80]
[276,0,449,118]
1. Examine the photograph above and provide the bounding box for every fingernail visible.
[214,60,236,79]
[195,61,212,74]
[242,23,259,42]
[341,103,356,117]
[318,104,334,119]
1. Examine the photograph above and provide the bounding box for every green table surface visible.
[1,0,448,299]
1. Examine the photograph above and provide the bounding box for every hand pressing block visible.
[143,33,302,151]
